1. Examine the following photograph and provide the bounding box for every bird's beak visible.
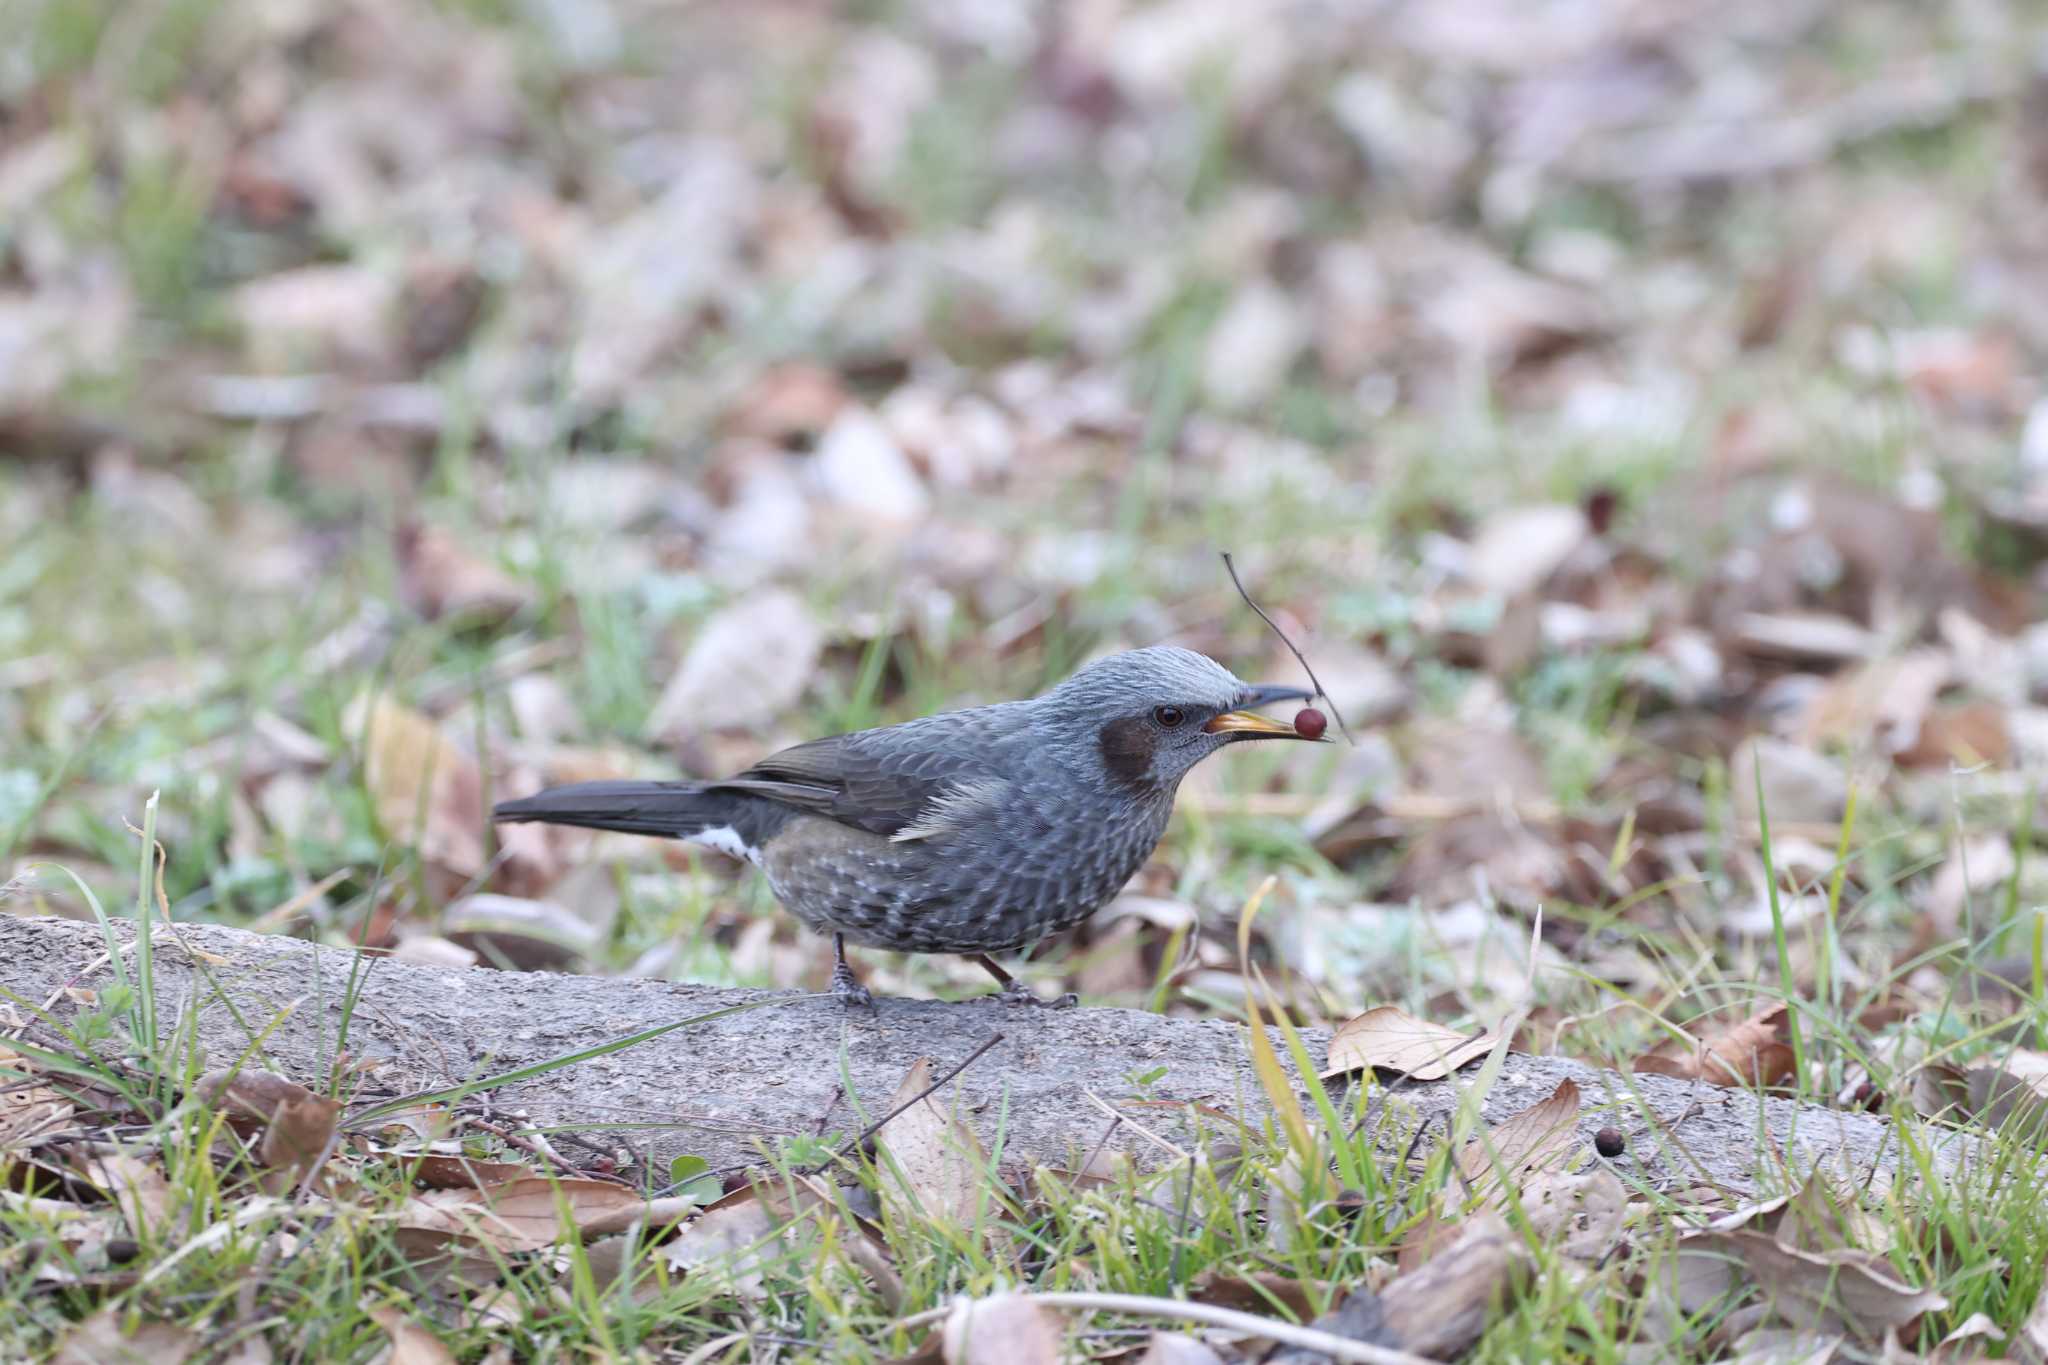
[1204,684,1321,741]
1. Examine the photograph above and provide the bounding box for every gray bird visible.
[493,646,1319,1006]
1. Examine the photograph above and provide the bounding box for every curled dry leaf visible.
[197,1068,342,1193]
[876,1055,999,1230]
[1635,1004,1798,1088]
[365,1303,457,1365]
[1911,1058,2048,1138]
[1517,1165,1627,1263]
[941,1292,1064,1365]
[399,1176,648,1254]
[1322,1005,1496,1081]
[1673,1229,1946,1343]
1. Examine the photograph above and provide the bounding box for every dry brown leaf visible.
[1189,1270,1332,1323]
[941,1292,1063,1365]
[724,362,850,445]
[1676,1229,1946,1343]
[52,1310,201,1365]
[876,1056,998,1229]
[1635,1005,1798,1088]
[365,1303,457,1365]
[1518,1165,1626,1262]
[1380,1211,1530,1359]
[1912,1059,2048,1138]
[1322,1006,1495,1081]
[351,694,488,878]
[197,1068,342,1193]
[661,1192,783,1301]
[1136,1334,1230,1365]
[400,1176,648,1253]
[396,523,536,624]
[646,588,825,739]
[0,1042,74,1148]
[71,1147,175,1237]
[1456,1079,1582,1203]
[407,1153,537,1190]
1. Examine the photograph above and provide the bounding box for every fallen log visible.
[0,914,1977,1193]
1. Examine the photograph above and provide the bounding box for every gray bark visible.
[0,915,1976,1193]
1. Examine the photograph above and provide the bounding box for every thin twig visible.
[807,1033,1004,1173]
[892,1291,1437,1365]
[1220,551,1354,744]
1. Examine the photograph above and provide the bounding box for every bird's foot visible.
[830,962,876,1011]
[996,978,1078,1009]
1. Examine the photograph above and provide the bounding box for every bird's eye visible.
[1153,705,1186,728]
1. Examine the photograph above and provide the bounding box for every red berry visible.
[1294,707,1327,740]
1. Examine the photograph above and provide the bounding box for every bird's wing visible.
[711,727,1009,840]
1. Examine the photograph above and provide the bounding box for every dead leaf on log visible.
[1455,1079,1582,1202]
[1322,1006,1496,1081]
[1636,1005,1798,1088]
[0,1041,74,1147]
[1379,1211,1530,1359]
[876,1055,1001,1231]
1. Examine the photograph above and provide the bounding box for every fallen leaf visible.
[0,1042,74,1148]
[197,1069,341,1195]
[875,1056,998,1230]
[350,694,488,878]
[401,1177,648,1253]
[646,588,825,738]
[942,1292,1063,1364]
[1677,1230,1946,1343]
[1466,504,1589,598]
[1322,1006,1496,1081]
[365,1303,457,1365]
[1136,1334,1229,1365]
[71,1147,176,1238]
[1455,1079,1582,1201]
[395,523,535,624]
[1518,1165,1626,1262]
[1636,1005,1798,1088]
[52,1310,201,1365]
[661,1193,783,1301]
[1379,1211,1530,1359]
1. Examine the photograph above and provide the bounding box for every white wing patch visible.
[689,825,763,867]
[891,777,1011,843]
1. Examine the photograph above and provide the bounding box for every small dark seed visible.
[1294,707,1328,740]
[1594,1126,1626,1158]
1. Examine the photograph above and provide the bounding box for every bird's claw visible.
[831,963,876,1011]
[996,979,1078,1009]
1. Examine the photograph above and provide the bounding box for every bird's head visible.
[1040,646,1321,796]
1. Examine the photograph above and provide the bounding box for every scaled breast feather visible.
[889,777,1011,843]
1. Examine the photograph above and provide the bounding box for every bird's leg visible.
[831,934,875,1010]
[970,953,1078,1009]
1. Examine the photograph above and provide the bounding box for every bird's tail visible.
[492,780,732,839]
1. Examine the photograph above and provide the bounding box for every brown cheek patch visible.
[1097,717,1158,794]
